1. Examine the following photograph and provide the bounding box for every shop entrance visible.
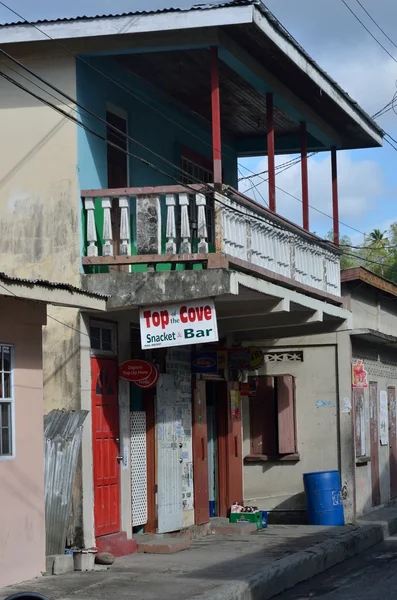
[193,379,243,523]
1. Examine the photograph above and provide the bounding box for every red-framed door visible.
[215,381,243,516]
[91,357,121,537]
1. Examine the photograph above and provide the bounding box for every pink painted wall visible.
[0,297,47,588]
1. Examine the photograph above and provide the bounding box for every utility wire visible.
[0,0,260,182]
[0,49,213,190]
[0,0,387,242]
[352,0,397,51]
[341,0,397,64]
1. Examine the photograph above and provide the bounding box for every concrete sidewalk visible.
[3,506,397,600]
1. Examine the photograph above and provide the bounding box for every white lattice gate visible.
[130,411,147,527]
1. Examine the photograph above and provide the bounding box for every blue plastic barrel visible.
[303,470,345,526]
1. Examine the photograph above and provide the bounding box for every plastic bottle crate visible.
[229,512,263,529]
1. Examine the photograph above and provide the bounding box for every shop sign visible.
[191,352,218,374]
[140,299,218,349]
[228,347,264,370]
[228,348,250,370]
[134,365,159,389]
[119,359,152,382]
[119,359,159,390]
[230,389,240,419]
[352,360,368,389]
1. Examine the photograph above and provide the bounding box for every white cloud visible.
[239,151,386,237]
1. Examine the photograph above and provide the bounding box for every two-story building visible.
[0,0,382,555]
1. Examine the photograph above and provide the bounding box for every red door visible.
[226,381,243,507]
[91,357,121,537]
[192,378,209,525]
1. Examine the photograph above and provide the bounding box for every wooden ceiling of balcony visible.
[116,48,299,140]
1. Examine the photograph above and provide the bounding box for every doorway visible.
[91,357,121,538]
[206,383,217,517]
[193,380,243,519]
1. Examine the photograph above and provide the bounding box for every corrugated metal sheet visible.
[0,0,249,26]
[44,410,88,556]
[0,271,108,298]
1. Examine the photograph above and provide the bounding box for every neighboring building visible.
[343,268,397,517]
[0,1,382,553]
[0,272,105,588]
[241,268,397,524]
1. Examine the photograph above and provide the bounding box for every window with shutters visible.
[247,375,299,462]
[0,344,14,459]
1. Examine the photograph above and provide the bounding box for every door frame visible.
[91,355,121,538]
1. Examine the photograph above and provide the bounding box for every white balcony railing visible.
[81,184,341,297]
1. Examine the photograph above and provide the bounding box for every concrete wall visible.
[0,297,46,587]
[242,341,339,520]
[346,282,397,336]
[0,52,85,541]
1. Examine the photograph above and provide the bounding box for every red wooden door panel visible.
[91,357,121,537]
[369,381,381,507]
[226,381,243,507]
[388,387,397,499]
[192,378,210,525]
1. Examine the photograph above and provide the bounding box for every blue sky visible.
[1,0,396,242]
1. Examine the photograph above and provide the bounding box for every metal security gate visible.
[157,374,184,533]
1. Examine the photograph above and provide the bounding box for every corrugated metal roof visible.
[0,271,108,298]
[0,0,382,138]
[0,0,250,26]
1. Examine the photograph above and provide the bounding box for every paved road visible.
[275,535,397,600]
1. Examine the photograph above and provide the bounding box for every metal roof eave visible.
[0,0,382,149]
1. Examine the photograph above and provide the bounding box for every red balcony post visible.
[211,47,222,186]
[267,93,276,212]
[331,146,339,246]
[300,121,309,231]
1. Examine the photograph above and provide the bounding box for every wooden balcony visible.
[81,184,341,299]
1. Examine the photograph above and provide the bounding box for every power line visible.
[0,70,211,196]
[0,48,212,190]
[0,0,256,182]
[0,0,384,243]
[0,68,307,242]
[352,0,397,51]
[341,0,397,64]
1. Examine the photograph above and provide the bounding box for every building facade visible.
[0,1,382,554]
[0,274,105,588]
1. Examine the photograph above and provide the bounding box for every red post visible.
[300,121,309,231]
[211,47,222,186]
[267,93,276,212]
[331,146,339,246]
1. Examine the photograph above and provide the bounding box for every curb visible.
[189,516,397,600]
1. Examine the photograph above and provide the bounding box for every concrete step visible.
[135,535,191,554]
[210,516,258,535]
[96,532,137,557]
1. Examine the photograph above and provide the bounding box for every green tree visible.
[326,230,358,270]
[359,228,390,277]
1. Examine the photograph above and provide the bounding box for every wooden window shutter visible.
[249,376,276,455]
[277,375,297,454]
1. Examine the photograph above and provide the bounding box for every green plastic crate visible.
[230,512,262,529]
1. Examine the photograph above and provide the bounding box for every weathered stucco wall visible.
[347,283,397,337]
[0,297,46,587]
[0,51,84,541]
[242,343,339,521]
[0,51,82,409]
